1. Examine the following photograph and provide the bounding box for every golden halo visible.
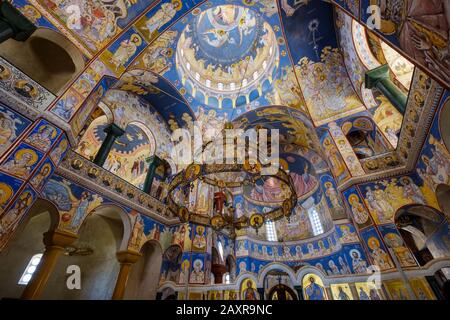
[217,180,226,188]
[165,48,174,58]
[0,183,13,205]
[243,160,261,174]
[15,149,38,166]
[39,163,52,177]
[23,5,41,19]
[172,0,182,11]
[249,213,264,229]
[385,233,398,242]
[178,206,190,222]
[400,177,411,185]
[15,80,37,95]
[324,181,333,188]
[279,158,289,171]
[38,124,58,139]
[348,194,359,204]
[181,259,190,269]
[130,34,143,46]
[368,237,380,250]
[185,164,201,180]
[19,191,34,206]
[55,139,68,155]
[196,225,205,234]
[0,63,11,80]
[211,215,225,229]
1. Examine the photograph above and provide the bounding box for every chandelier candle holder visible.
[167,160,297,238]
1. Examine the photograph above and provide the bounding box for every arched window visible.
[18,253,42,285]
[76,115,156,189]
[0,28,84,95]
[217,241,224,262]
[308,207,324,236]
[265,220,278,242]
[343,117,391,159]
[223,273,231,284]
[395,205,447,266]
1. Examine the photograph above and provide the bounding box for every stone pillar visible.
[0,2,37,43]
[142,155,164,195]
[365,64,408,114]
[294,285,304,300]
[325,287,333,300]
[257,287,265,300]
[21,230,78,300]
[349,283,359,300]
[93,123,125,167]
[111,250,142,300]
[211,263,227,284]
[388,247,416,299]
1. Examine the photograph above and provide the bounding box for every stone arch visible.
[235,272,259,290]
[299,269,328,300]
[267,283,298,300]
[129,121,157,155]
[257,262,297,288]
[0,198,60,299]
[157,282,178,300]
[160,244,183,284]
[394,204,447,266]
[124,239,163,300]
[84,203,132,252]
[76,115,158,188]
[341,116,390,159]
[36,203,132,299]
[0,27,85,94]
[295,265,328,286]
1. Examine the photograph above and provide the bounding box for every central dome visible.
[195,5,261,64]
[176,5,279,109]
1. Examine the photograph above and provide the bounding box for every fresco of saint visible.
[304,276,325,300]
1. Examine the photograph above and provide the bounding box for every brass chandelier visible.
[167,159,298,238]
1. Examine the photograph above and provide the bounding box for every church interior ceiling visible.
[0,0,449,301]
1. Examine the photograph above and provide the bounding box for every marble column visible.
[142,155,164,195]
[21,230,78,300]
[93,123,125,167]
[111,250,142,300]
[365,64,408,114]
[211,263,227,284]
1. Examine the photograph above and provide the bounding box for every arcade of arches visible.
[0,0,449,301]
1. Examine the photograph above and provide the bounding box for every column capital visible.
[365,64,390,89]
[43,229,78,248]
[104,123,125,137]
[365,64,407,114]
[116,250,142,265]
